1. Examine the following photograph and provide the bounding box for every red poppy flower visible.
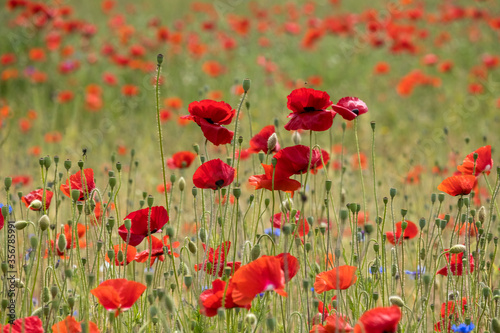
[90,279,146,317]
[22,188,53,211]
[273,253,299,282]
[118,206,169,246]
[310,313,353,333]
[354,306,401,333]
[231,256,288,306]
[0,211,3,231]
[199,279,251,317]
[193,159,235,190]
[0,316,43,333]
[434,298,467,332]
[271,211,301,228]
[60,168,96,201]
[167,151,197,169]
[195,241,240,277]
[249,125,280,154]
[105,244,137,266]
[385,220,419,245]
[182,100,235,146]
[248,164,301,193]
[331,97,368,121]
[12,175,31,186]
[295,218,310,243]
[436,250,474,276]
[284,88,335,132]
[437,175,476,196]
[314,265,357,293]
[457,145,493,176]
[51,315,100,333]
[273,145,329,176]
[135,235,180,267]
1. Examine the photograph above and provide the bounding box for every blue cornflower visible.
[404,266,426,279]
[369,266,384,274]
[264,228,281,237]
[452,323,474,332]
[0,203,13,214]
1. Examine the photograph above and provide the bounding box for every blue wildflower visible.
[452,323,474,332]
[404,266,426,279]
[264,228,281,237]
[369,266,384,274]
[0,203,13,214]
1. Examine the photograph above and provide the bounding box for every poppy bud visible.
[200,155,206,164]
[372,292,379,301]
[251,244,261,261]
[292,131,301,145]
[302,279,309,289]
[242,78,251,93]
[30,236,38,250]
[78,160,84,169]
[245,313,257,326]
[192,187,198,198]
[116,162,122,172]
[438,193,445,203]
[491,318,500,333]
[484,287,492,299]
[58,233,67,253]
[199,228,207,242]
[14,220,28,230]
[71,189,80,202]
[267,133,278,153]
[0,300,7,310]
[389,295,405,307]
[373,243,379,252]
[400,209,407,217]
[64,159,72,171]
[233,187,241,199]
[305,243,312,252]
[193,143,199,154]
[157,53,163,65]
[165,295,174,312]
[450,244,466,254]
[147,195,154,208]
[479,206,486,224]
[68,296,75,308]
[146,272,154,286]
[1,262,7,274]
[282,223,292,235]
[39,158,44,167]
[184,275,193,289]
[340,209,348,221]
[44,156,51,169]
[4,177,12,190]
[264,198,270,208]
[325,180,332,193]
[419,218,426,230]
[431,193,436,203]
[370,121,376,130]
[109,176,116,189]
[258,152,265,163]
[266,318,276,331]
[188,241,197,254]
[178,177,185,191]
[50,285,58,298]
[389,188,397,198]
[341,122,346,130]
[42,287,50,303]
[88,273,95,287]
[166,226,174,237]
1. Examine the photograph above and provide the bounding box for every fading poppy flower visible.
[182,100,235,146]
[310,313,353,333]
[273,145,329,176]
[436,250,474,276]
[105,244,137,266]
[51,315,100,333]
[437,175,476,196]
[385,220,419,245]
[231,256,288,305]
[332,97,368,121]
[60,168,96,201]
[199,279,250,317]
[457,145,493,176]
[193,159,235,190]
[167,151,197,169]
[284,88,334,132]
[118,206,169,246]
[0,316,43,333]
[90,279,146,317]
[135,235,180,266]
[22,188,53,210]
[248,164,301,193]
[314,265,357,293]
[249,125,280,154]
[354,306,401,333]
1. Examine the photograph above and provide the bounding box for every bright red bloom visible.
[51,315,100,333]
[248,164,301,193]
[60,168,96,201]
[314,265,357,293]
[284,88,335,132]
[135,235,180,266]
[231,256,288,306]
[271,211,300,228]
[182,100,235,146]
[385,220,419,245]
[332,97,368,121]
[199,279,250,317]
[0,316,43,333]
[90,279,146,317]
[105,244,137,266]
[195,241,240,277]
[310,313,353,333]
[0,211,3,231]
[434,297,467,332]
[436,250,474,276]
[249,125,280,154]
[193,159,235,190]
[22,188,53,210]
[273,145,329,176]
[437,175,476,196]
[167,151,197,169]
[354,306,401,333]
[273,253,300,282]
[118,206,169,246]
[457,145,493,176]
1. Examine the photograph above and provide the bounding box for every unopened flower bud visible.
[292,131,301,145]
[449,244,466,254]
[14,220,28,230]
[389,295,405,307]
[267,133,278,153]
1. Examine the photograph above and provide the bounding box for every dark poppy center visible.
[352,108,359,115]
[303,107,316,112]
[215,180,225,188]
[150,228,158,234]
[204,118,215,124]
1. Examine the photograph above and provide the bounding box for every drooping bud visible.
[449,244,466,254]
[267,133,278,153]
[389,295,405,307]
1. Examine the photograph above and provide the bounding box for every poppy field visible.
[2,0,500,332]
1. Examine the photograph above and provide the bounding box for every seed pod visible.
[251,244,261,261]
[188,241,197,254]
[14,221,28,230]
